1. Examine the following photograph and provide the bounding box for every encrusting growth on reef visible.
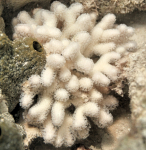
[0,31,46,112]
[12,1,137,147]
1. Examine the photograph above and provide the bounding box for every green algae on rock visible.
[0,117,24,150]
[0,31,46,112]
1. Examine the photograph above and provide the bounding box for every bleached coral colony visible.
[12,1,136,147]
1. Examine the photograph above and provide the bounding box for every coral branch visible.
[12,1,137,147]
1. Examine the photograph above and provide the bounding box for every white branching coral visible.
[12,1,137,147]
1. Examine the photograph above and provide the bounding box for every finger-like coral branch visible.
[12,1,137,147]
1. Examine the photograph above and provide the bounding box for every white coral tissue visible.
[14,1,137,147]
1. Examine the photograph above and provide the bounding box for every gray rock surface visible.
[115,11,146,150]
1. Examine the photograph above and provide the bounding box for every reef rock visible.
[0,117,24,150]
[0,31,46,112]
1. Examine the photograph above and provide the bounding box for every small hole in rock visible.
[11,103,21,123]
[33,41,43,52]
